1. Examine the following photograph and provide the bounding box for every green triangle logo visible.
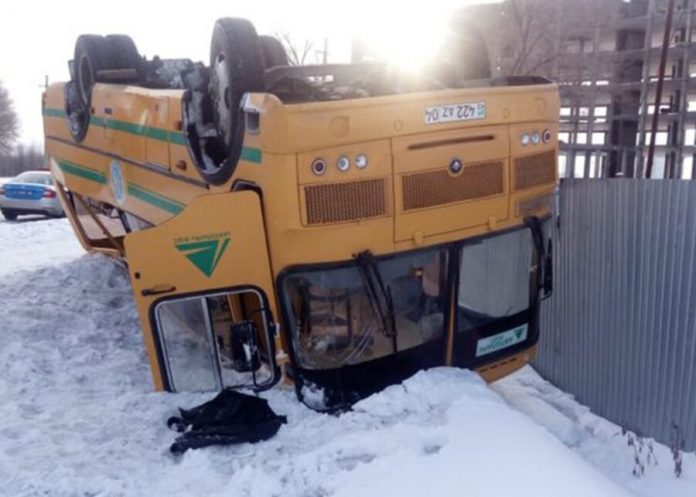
[175,237,230,277]
[515,329,524,339]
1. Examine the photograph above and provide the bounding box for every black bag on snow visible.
[167,389,287,455]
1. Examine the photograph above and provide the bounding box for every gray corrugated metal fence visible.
[535,178,696,451]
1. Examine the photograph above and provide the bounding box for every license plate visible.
[424,102,486,125]
[476,324,528,358]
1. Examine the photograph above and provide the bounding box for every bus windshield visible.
[282,247,448,370]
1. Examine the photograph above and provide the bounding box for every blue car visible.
[0,170,65,220]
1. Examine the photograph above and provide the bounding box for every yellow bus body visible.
[43,79,559,405]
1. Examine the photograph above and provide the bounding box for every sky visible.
[1,0,498,149]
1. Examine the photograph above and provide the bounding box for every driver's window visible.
[154,289,275,392]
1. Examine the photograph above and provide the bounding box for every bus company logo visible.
[448,157,463,176]
[174,231,231,277]
[109,160,126,206]
[475,324,528,358]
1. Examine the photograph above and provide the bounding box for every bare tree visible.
[504,0,564,76]
[276,32,314,66]
[497,0,620,78]
[0,81,19,154]
[0,146,45,177]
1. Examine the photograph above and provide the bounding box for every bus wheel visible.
[457,26,491,81]
[64,80,90,143]
[74,35,112,108]
[105,34,144,83]
[436,24,491,86]
[259,35,288,69]
[209,18,264,154]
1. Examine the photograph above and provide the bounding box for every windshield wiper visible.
[354,251,398,351]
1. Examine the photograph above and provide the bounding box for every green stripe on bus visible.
[103,118,183,145]
[43,107,66,118]
[58,156,184,215]
[44,108,249,157]
[240,146,262,164]
[40,107,179,145]
[58,160,107,185]
[145,127,169,141]
[127,183,184,215]
[169,133,187,146]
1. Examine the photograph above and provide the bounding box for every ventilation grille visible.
[402,161,504,211]
[514,151,556,190]
[304,179,387,225]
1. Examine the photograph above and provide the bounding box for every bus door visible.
[124,191,280,392]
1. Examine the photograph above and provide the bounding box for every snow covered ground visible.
[0,216,694,497]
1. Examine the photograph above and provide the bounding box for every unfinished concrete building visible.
[475,0,696,179]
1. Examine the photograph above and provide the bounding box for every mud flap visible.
[124,191,280,392]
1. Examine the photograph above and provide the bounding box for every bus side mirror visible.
[229,320,261,373]
[524,215,553,301]
[541,238,553,300]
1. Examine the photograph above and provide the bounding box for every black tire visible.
[105,34,143,81]
[64,80,90,143]
[436,24,491,86]
[74,35,113,107]
[208,18,264,154]
[1,209,18,221]
[458,26,491,80]
[259,35,288,69]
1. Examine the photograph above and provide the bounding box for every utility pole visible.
[38,75,49,91]
[317,38,329,65]
[646,0,676,178]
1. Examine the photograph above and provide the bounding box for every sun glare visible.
[344,0,501,72]
[356,6,455,72]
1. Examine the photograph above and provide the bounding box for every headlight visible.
[311,159,327,176]
[337,156,350,172]
[355,154,368,169]
[521,133,531,146]
[531,131,540,145]
[542,129,552,143]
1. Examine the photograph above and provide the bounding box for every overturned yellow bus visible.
[42,18,558,410]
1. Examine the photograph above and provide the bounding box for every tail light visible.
[43,188,57,198]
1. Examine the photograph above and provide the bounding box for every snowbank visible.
[0,217,693,497]
[0,217,81,274]
[494,368,696,497]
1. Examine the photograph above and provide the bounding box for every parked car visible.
[0,170,65,220]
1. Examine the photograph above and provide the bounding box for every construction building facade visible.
[475,0,696,179]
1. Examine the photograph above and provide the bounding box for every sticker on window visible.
[476,324,528,357]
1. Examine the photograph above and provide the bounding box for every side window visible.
[457,228,535,330]
[157,297,220,391]
[154,289,276,392]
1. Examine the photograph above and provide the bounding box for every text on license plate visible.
[424,102,486,125]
